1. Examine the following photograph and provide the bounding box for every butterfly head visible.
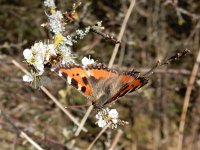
[92,91,110,109]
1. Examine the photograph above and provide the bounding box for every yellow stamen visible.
[50,9,56,14]
[54,33,64,47]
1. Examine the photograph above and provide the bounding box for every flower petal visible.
[23,74,33,82]
[108,109,118,118]
[97,119,107,128]
[23,49,33,60]
[82,57,94,66]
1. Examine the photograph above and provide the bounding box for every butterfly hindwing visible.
[84,64,121,108]
[85,63,118,97]
[119,70,148,95]
[103,70,148,106]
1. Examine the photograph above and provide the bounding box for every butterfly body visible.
[53,63,148,109]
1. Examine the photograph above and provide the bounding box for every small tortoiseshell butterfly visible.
[53,63,148,109]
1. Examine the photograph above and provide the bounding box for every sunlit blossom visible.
[108,109,118,119]
[23,42,56,75]
[23,74,33,82]
[49,11,64,34]
[96,108,119,128]
[97,119,107,128]
[23,0,101,89]
[44,0,56,9]
[23,49,33,60]
[82,56,95,66]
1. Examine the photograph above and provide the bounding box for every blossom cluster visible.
[23,42,55,75]
[21,0,104,86]
[23,0,105,84]
[96,108,119,129]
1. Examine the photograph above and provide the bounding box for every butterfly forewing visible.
[54,64,92,96]
[86,63,117,79]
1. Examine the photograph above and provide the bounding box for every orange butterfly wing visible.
[103,70,148,106]
[86,64,117,79]
[119,71,148,95]
[54,64,91,96]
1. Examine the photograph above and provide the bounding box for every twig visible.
[118,39,126,67]
[0,41,26,50]
[70,105,94,147]
[20,132,44,150]
[40,87,87,132]
[12,59,87,132]
[177,7,200,20]
[74,105,94,136]
[91,29,120,45]
[0,110,44,150]
[138,68,200,77]
[184,20,200,46]
[108,129,123,150]
[143,49,190,77]
[177,49,200,150]
[108,0,136,68]
[164,0,200,20]
[0,119,69,150]
[87,122,111,150]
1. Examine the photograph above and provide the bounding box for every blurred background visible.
[0,0,200,149]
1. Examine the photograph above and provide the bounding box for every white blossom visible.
[23,74,33,82]
[112,118,118,124]
[44,0,56,9]
[49,11,64,34]
[85,27,91,33]
[82,56,94,66]
[97,21,103,27]
[74,27,91,41]
[45,44,56,61]
[23,42,56,75]
[108,109,118,119]
[97,119,107,128]
[197,79,200,86]
[64,36,73,46]
[56,44,75,64]
[23,49,33,60]
[95,108,119,129]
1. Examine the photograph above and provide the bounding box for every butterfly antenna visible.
[144,49,190,77]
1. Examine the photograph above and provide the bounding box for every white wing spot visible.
[86,70,93,76]
[67,76,72,84]
[78,84,82,91]
[58,71,63,76]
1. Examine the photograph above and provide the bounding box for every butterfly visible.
[52,63,148,109]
